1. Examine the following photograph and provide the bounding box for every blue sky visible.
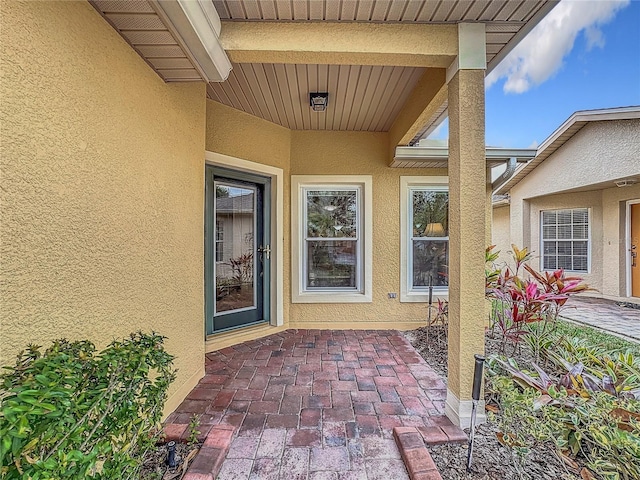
[430,0,640,149]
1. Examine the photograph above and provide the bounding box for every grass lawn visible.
[555,318,640,355]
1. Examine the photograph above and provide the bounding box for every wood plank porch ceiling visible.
[90,0,555,134]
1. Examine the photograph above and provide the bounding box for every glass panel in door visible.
[205,165,270,335]
[215,182,256,314]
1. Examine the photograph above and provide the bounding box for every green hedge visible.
[0,332,175,479]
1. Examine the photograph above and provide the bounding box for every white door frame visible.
[205,151,284,326]
[625,199,640,298]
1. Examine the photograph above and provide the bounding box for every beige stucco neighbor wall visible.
[289,130,447,328]
[500,185,640,300]
[491,205,512,266]
[498,118,640,301]
[526,191,604,291]
[1,1,206,414]
[511,120,640,199]
[601,184,640,298]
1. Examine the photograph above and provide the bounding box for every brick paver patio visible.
[164,329,463,479]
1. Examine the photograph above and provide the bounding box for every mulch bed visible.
[404,325,582,480]
[140,442,201,480]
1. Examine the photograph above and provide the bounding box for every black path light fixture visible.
[466,354,486,472]
[309,92,329,112]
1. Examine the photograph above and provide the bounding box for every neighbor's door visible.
[632,202,640,298]
[205,166,271,334]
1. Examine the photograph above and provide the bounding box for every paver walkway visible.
[165,329,459,479]
[562,297,640,342]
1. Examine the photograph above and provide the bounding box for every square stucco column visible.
[446,68,486,428]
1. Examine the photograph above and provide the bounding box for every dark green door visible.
[205,166,271,334]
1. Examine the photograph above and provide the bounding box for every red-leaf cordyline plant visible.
[485,244,591,360]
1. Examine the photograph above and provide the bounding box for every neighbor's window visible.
[410,187,449,291]
[215,220,224,262]
[541,208,589,272]
[292,176,372,303]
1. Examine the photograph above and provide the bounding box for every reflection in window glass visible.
[410,189,449,289]
[307,241,357,288]
[304,188,359,290]
[215,183,255,313]
[306,190,357,238]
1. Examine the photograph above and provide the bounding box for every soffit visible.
[213,1,550,67]
[210,0,555,133]
[90,0,557,134]
[89,0,202,81]
[391,146,536,168]
[207,63,424,131]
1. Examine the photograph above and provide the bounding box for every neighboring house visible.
[1,0,557,427]
[493,107,640,301]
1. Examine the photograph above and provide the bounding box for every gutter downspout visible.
[491,157,517,192]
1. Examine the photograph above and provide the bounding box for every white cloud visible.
[486,0,629,94]
[428,118,448,139]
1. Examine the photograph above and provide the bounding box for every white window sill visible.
[292,291,372,304]
[400,290,449,303]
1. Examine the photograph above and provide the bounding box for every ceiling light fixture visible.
[309,92,329,112]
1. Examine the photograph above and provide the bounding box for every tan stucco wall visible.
[446,69,486,404]
[289,130,447,328]
[205,100,292,334]
[497,186,640,300]
[1,0,206,414]
[205,100,291,172]
[512,120,640,199]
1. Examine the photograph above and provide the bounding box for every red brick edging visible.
[163,424,235,480]
[394,425,468,480]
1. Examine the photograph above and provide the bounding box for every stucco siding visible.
[205,100,292,333]
[491,205,512,266]
[497,183,640,300]
[511,119,640,199]
[526,191,603,291]
[289,130,447,328]
[601,184,640,298]
[1,0,206,413]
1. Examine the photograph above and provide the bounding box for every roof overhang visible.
[391,146,536,168]
[149,0,231,82]
[495,106,640,195]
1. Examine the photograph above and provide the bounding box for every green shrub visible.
[0,332,175,479]
[488,346,640,480]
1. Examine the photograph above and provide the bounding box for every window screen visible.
[541,208,589,272]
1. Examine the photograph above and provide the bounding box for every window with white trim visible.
[292,176,372,303]
[400,176,449,302]
[541,208,589,272]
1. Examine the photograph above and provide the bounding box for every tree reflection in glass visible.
[305,190,358,289]
[412,190,448,288]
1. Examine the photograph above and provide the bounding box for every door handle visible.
[258,245,271,260]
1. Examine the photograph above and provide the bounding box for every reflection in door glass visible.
[215,183,256,313]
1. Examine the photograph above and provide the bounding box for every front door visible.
[632,202,640,298]
[205,166,271,334]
